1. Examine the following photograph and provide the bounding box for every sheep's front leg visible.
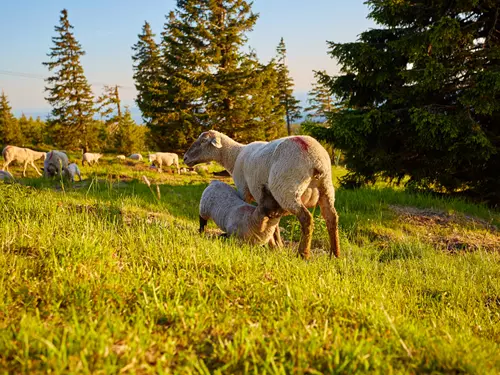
[22,162,28,177]
[199,216,208,233]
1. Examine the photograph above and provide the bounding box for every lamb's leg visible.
[30,161,42,176]
[22,162,28,177]
[273,225,284,247]
[319,183,340,258]
[199,216,208,233]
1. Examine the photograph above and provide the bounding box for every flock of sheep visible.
[0,146,208,182]
[1,130,341,259]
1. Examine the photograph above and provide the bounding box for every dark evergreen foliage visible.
[276,37,302,135]
[0,92,23,146]
[306,0,500,204]
[43,9,97,152]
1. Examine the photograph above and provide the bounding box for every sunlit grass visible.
[0,159,499,373]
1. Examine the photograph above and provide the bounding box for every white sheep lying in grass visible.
[0,170,14,181]
[129,153,143,161]
[199,180,285,245]
[148,152,180,174]
[67,163,82,182]
[44,151,69,179]
[184,130,340,259]
[2,145,46,177]
[180,167,188,174]
[116,155,126,160]
[82,152,103,166]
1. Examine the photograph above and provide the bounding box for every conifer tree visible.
[153,10,206,151]
[43,9,97,152]
[276,37,302,135]
[115,108,145,155]
[0,92,23,146]
[132,22,162,131]
[306,0,500,203]
[305,73,334,121]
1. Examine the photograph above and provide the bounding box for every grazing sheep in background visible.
[199,181,285,246]
[82,152,103,166]
[180,167,188,174]
[148,152,180,174]
[129,153,143,161]
[184,130,340,259]
[116,155,126,160]
[2,146,46,177]
[44,151,69,179]
[194,164,209,175]
[67,163,82,182]
[0,170,14,181]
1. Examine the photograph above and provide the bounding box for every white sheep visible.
[148,152,180,174]
[82,152,103,166]
[180,167,188,174]
[184,130,341,259]
[2,145,46,177]
[194,164,209,175]
[116,155,126,160]
[44,151,69,179]
[0,170,14,181]
[199,180,284,245]
[66,163,82,182]
[129,153,143,161]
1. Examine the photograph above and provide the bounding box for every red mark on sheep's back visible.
[292,136,309,151]
[47,151,53,161]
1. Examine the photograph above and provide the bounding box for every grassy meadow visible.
[0,154,499,374]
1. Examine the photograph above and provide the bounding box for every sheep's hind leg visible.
[1,161,10,171]
[31,161,42,176]
[273,226,284,247]
[22,162,28,177]
[318,184,340,258]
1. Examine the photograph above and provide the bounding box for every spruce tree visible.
[43,9,97,152]
[304,73,334,122]
[276,37,302,135]
[154,10,206,151]
[0,92,23,146]
[306,0,500,203]
[132,22,162,133]
[115,108,145,155]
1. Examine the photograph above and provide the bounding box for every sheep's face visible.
[184,131,222,167]
[148,154,157,163]
[259,185,284,219]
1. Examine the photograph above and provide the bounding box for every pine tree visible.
[132,22,163,133]
[0,92,23,146]
[276,37,302,135]
[96,85,123,149]
[43,9,97,152]
[153,10,206,151]
[304,73,334,122]
[306,0,500,203]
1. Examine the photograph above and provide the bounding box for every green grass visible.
[0,159,499,374]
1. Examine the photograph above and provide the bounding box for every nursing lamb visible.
[199,181,285,246]
[184,130,340,259]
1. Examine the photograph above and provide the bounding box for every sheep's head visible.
[184,131,222,167]
[148,154,157,163]
[259,185,284,219]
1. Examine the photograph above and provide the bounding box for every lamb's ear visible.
[210,134,222,149]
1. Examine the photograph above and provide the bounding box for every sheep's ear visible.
[210,135,222,149]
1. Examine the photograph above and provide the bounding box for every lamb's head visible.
[184,130,223,167]
[258,185,284,219]
[97,153,103,159]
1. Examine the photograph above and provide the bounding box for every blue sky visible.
[0,0,375,118]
